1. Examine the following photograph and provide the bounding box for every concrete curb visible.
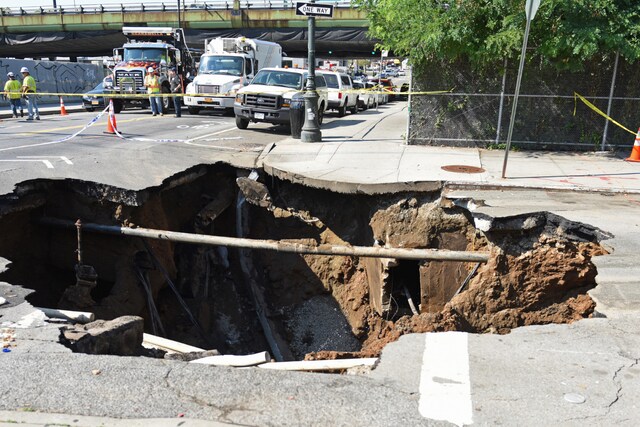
[0,410,236,427]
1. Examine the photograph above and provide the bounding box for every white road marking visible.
[184,126,238,143]
[419,332,473,426]
[0,159,54,169]
[17,155,73,165]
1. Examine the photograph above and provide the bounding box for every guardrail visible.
[0,1,354,16]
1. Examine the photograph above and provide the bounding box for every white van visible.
[322,71,358,117]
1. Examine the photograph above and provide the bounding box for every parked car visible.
[353,81,376,110]
[82,81,106,112]
[322,70,359,117]
[366,81,387,105]
[377,78,397,102]
[398,82,410,100]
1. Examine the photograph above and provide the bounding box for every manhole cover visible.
[441,165,485,174]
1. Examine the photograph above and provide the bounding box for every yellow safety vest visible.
[145,75,160,94]
[4,79,22,99]
[22,75,36,93]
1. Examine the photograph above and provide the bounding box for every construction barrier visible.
[59,97,68,116]
[626,128,640,162]
[104,100,118,135]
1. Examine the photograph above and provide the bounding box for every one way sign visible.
[295,2,334,17]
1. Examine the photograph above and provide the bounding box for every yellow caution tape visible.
[1,88,453,99]
[574,92,637,136]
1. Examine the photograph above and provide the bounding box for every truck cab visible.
[184,37,282,115]
[104,27,193,113]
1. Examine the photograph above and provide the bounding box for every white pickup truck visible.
[233,67,328,130]
[322,70,359,117]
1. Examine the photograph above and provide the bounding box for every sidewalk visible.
[260,102,640,426]
[260,102,640,195]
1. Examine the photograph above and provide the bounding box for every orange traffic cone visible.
[59,97,68,116]
[625,127,640,162]
[104,100,118,135]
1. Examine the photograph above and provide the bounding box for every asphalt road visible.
[0,107,307,196]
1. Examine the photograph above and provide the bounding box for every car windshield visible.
[124,48,166,62]
[251,70,303,89]
[199,56,244,76]
[323,74,339,89]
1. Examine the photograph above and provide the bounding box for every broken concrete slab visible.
[62,315,144,356]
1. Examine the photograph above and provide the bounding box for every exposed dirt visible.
[0,166,610,361]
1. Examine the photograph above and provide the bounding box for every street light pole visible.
[300,0,322,142]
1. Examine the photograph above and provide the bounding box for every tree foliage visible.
[357,0,640,71]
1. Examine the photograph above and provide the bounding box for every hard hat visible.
[20,67,29,73]
[6,72,14,78]
[147,67,154,72]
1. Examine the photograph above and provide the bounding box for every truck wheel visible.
[350,98,359,114]
[236,116,249,129]
[188,107,201,115]
[337,102,346,117]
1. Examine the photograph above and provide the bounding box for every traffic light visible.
[371,51,376,55]
[328,50,333,55]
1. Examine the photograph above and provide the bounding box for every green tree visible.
[357,0,640,71]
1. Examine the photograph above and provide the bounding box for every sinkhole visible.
[0,164,611,361]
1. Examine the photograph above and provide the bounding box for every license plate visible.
[254,112,265,120]
[204,97,213,103]
[91,101,100,105]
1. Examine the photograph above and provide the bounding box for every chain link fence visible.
[408,55,640,151]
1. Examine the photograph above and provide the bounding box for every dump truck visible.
[184,37,282,115]
[105,26,195,113]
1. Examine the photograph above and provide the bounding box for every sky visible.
[13,0,194,8]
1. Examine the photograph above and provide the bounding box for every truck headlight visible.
[282,98,291,108]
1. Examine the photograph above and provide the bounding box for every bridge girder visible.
[0,8,376,59]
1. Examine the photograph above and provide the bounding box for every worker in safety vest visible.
[3,72,23,118]
[144,67,163,116]
[20,67,39,120]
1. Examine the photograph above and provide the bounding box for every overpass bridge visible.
[0,1,375,59]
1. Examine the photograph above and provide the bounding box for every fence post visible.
[601,51,619,151]
[495,58,508,145]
